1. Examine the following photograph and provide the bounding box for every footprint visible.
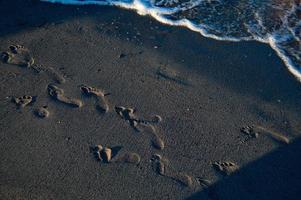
[45,67,66,84]
[142,124,165,150]
[81,85,109,113]
[213,161,239,175]
[48,84,83,108]
[1,45,34,67]
[115,106,140,131]
[13,95,33,108]
[35,106,50,118]
[92,145,140,164]
[151,154,193,187]
[115,106,164,150]
[254,125,290,144]
[115,106,162,126]
[241,125,290,144]
[1,45,66,84]
[240,126,259,143]
[29,64,66,84]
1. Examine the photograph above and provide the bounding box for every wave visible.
[42,0,301,82]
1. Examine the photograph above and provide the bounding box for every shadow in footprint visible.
[110,146,123,159]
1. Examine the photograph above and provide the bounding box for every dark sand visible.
[1,1,301,200]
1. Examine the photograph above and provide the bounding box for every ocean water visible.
[42,0,301,82]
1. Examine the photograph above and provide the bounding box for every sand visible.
[1,0,301,200]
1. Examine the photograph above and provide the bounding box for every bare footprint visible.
[1,45,34,67]
[30,64,66,84]
[81,85,109,113]
[151,154,193,187]
[35,106,50,118]
[142,124,165,150]
[115,106,162,126]
[13,95,33,108]
[115,106,164,150]
[92,145,140,165]
[48,84,82,108]
[254,125,290,144]
[1,46,65,84]
[45,67,66,84]
[240,126,259,143]
[241,125,290,144]
[115,106,140,131]
[213,161,239,175]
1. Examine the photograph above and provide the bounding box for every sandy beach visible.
[1,1,301,199]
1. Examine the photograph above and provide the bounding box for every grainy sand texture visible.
[1,1,301,200]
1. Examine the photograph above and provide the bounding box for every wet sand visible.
[1,1,301,200]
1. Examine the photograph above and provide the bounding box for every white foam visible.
[268,35,301,82]
[41,0,251,42]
